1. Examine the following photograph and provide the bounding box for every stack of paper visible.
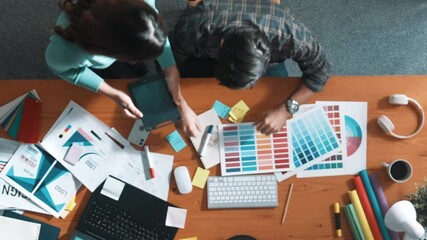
[40,101,125,192]
[40,101,175,201]
[109,128,174,201]
[0,215,41,240]
[0,138,48,214]
[0,90,41,143]
[0,143,81,218]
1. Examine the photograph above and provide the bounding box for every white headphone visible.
[377,94,425,139]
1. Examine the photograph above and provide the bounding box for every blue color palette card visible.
[0,144,81,218]
[276,106,341,181]
[296,101,367,178]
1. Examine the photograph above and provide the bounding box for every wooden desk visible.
[1,76,427,239]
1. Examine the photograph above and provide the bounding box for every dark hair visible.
[54,0,166,62]
[215,25,271,89]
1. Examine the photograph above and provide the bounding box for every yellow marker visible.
[334,202,342,237]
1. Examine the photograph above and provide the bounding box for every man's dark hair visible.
[215,25,271,89]
[54,0,166,62]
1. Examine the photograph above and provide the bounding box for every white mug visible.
[382,159,413,183]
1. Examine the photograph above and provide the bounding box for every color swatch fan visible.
[0,90,41,143]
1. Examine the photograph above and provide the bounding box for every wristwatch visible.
[285,98,300,114]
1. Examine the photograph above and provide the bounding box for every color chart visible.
[218,123,290,176]
[296,101,367,178]
[296,104,348,178]
[275,106,341,181]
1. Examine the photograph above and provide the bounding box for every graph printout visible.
[275,106,341,181]
[218,123,290,176]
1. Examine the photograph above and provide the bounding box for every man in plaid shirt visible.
[171,0,331,134]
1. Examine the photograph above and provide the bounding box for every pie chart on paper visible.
[345,115,362,157]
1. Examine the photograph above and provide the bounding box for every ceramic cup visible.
[382,159,413,183]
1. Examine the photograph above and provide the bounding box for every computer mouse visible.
[174,166,193,194]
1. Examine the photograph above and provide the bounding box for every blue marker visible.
[198,125,214,157]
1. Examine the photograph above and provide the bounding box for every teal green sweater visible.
[45,0,176,92]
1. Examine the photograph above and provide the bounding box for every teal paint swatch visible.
[166,130,187,152]
[212,100,231,119]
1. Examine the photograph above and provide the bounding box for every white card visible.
[165,206,187,229]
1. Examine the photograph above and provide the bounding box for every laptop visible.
[128,73,181,131]
[73,177,178,240]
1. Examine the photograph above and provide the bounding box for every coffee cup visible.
[382,159,413,183]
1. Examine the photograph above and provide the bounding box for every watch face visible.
[287,99,299,114]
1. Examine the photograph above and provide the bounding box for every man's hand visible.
[255,104,290,135]
[164,65,201,137]
[178,102,201,137]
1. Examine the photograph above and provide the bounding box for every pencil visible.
[281,182,294,225]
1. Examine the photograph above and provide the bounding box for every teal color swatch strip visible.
[359,170,391,240]
[166,130,187,152]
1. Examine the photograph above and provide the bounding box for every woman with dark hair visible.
[46,0,200,137]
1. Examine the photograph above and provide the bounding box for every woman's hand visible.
[99,82,143,119]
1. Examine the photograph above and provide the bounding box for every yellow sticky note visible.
[229,100,249,122]
[179,237,198,240]
[65,195,76,211]
[192,167,210,189]
[228,114,245,123]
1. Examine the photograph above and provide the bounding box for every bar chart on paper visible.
[218,123,290,176]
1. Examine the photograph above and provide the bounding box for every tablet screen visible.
[128,73,181,130]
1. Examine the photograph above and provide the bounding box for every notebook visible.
[0,215,41,240]
[189,109,222,169]
[128,73,181,131]
[73,176,179,240]
[2,210,60,240]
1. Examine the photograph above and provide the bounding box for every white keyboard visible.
[207,174,278,209]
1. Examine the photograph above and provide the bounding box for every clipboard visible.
[128,73,181,131]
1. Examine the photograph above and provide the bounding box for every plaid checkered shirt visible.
[171,0,331,92]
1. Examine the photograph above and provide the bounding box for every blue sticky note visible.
[212,100,231,119]
[166,130,187,152]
